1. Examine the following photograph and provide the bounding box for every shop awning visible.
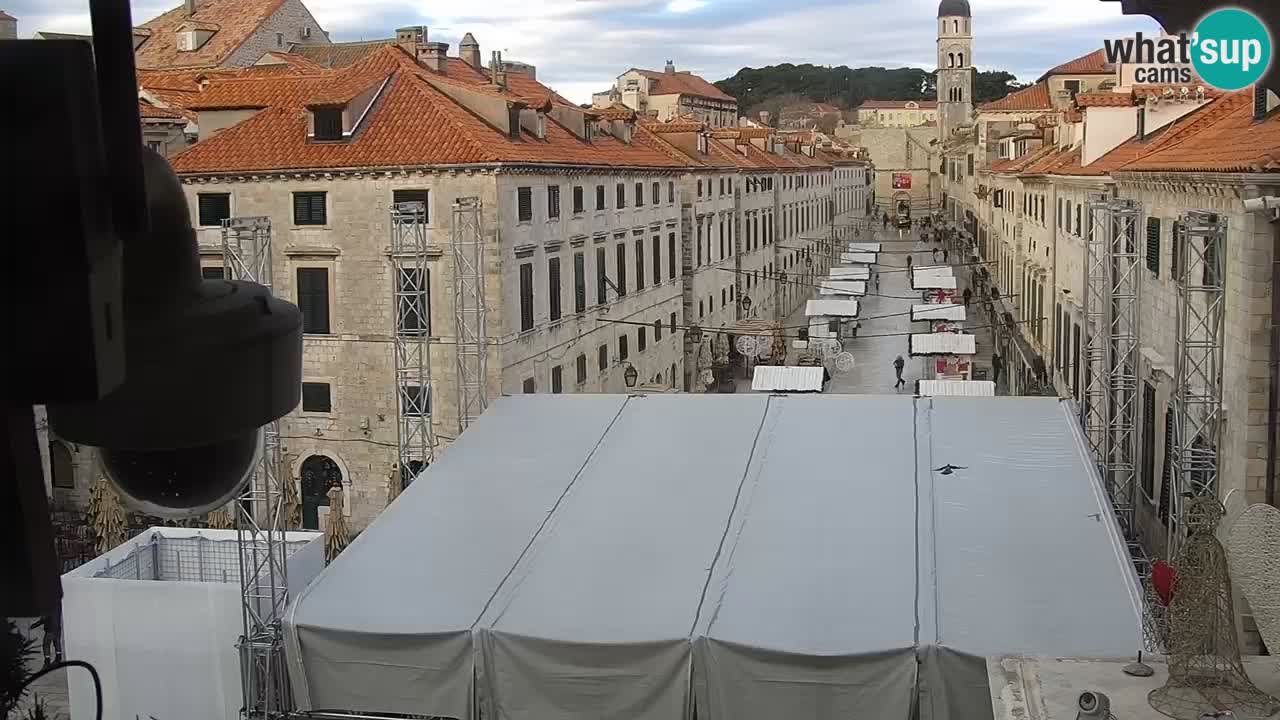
[910,333,977,355]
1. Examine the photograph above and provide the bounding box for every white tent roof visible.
[818,279,866,296]
[806,299,860,317]
[751,365,824,392]
[912,303,966,321]
[828,266,871,280]
[919,379,996,397]
[846,242,882,252]
[913,274,958,290]
[285,395,1143,720]
[840,252,877,264]
[910,332,977,355]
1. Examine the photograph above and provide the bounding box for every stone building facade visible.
[592,63,738,128]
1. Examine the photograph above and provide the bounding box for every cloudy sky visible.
[14,0,1156,104]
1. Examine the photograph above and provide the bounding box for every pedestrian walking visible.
[893,355,907,390]
[875,273,881,291]
[34,611,63,668]
[943,248,949,263]
[932,247,939,262]
[992,352,1004,387]
[882,212,889,229]
[906,254,913,270]
[962,287,972,307]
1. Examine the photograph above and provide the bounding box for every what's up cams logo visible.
[1103,7,1273,91]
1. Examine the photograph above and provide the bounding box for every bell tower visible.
[937,0,974,142]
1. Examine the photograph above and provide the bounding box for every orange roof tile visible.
[596,104,636,121]
[855,99,938,109]
[632,68,735,102]
[646,120,706,134]
[1038,49,1111,81]
[1119,91,1280,173]
[139,99,186,120]
[1077,92,1133,107]
[980,82,1053,112]
[170,46,691,174]
[134,0,288,70]
[991,143,1056,173]
[289,40,392,69]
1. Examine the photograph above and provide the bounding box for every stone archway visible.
[50,441,75,491]
[300,455,343,530]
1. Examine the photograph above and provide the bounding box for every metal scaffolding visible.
[1082,197,1143,538]
[452,198,488,433]
[221,216,291,720]
[390,201,437,487]
[1168,211,1227,555]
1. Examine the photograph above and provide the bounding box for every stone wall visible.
[223,0,329,68]
[859,127,938,211]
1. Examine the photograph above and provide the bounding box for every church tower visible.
[937,0,974,141]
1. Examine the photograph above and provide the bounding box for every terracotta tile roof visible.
[1077,92,1133,107]
[646,120,706,134]
[34,31,93,43]
[632,68,735,102]
[1119,91,1280,172]
[253,51,323,71]
[855,99,938,109]
[170,46,690,174]
[1020,145,1077,175]
[289,40,392,69]
[1038,49,1111,81]
[990,143,1056,173]
[596,104,636,121]
[0,10,16,20]
[979,82,1053,112]
[139,99,186,120]
[134,0,288,70]
[1064,109,1084,123]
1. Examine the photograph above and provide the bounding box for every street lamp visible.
[687,325,703,344]
[805,255,813,268]
[623,363,638,388]
[741,294,753,314]
[778,271,788,285]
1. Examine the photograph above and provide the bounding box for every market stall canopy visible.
[806,299,860,318]
[818,280,866,296]
[284,395,1143,720]
[829,266,871,281]
[846,242,882,252]
[912,304,966,322]
[910,332,977,355]
[919,379,995,397]
[750,366,824,392]
[912,271,958,290]
[840,252,877,264]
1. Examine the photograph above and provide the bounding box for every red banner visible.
[892,173,912,190]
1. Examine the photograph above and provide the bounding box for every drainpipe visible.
[1245,194,1280,507]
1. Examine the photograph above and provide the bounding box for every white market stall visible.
[840,251,877,264]
[64,528,324,720]
[910,332,978,380]
[751,365,825,392]
[283,395,1144,720]
[911,303,966,322]
[919,379,996,397]
[846,242,882,252]
[806,298,861,342]
[828,266,871,281]
[818,279,866,296]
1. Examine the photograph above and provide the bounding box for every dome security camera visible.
[48,148,303,518]
[1076,690,1111,718]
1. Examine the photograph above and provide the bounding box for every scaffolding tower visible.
[1082,197,1143,539]
[390,202,437,487]
[221,216,291,720]
[452,198,488,432]
[1168,211,1227,556]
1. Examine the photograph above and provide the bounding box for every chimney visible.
[395,25,427,58]
[664,59,675,74]
[0,11,16,40]
[490,50,507,90]
[460,32,480,68]
[421,41,449,73]
[184,0,196,16]
[1255,84,1270,122]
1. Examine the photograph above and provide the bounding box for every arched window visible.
[300,455,343,530]
[50,442,75,489]
[958,52,964,67]
[957,88,963,102]
[948,53,955,68]
[953,19,959,32]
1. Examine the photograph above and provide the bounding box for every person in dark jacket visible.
[992,352,1004,387]
[822,365,832,390]
[893,355,907,389]
[962,287,972,307]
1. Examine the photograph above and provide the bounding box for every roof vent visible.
[1255,84,1270,121]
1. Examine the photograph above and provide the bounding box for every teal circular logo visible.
[1191,8,1272,91]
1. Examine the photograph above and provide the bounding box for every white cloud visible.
[666,0,707,13]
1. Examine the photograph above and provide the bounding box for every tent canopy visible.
[285,396,1143,720]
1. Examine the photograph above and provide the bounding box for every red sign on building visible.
[892,173,912,190]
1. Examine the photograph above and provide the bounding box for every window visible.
[519,262,534,331]
[522,378,536,394]
[517,187,533,222]
[699,300,704,318]
[296,267,330,334]
[547,256,562,322]
[654,319,663,341]
[1064,79,1081,95]
[1145,217,1161,275]
[697,179,703,197]
[292,191,327,225]
[1142,382,1156,500]
[302,382,332,413]
[1202,234,1218,287]
[551,365,563,394]
[276,31,284,47]
[397,267,430,336]
[402,384,429,416]
[197,193,231,227]
[576,354,588,384]
[1159,411,1174,527]
[49,442,74,489]
[1171,220,1182,279]
[202,266,225,280]
[392,189,430,223]
[652,237,661,286]
[652,182,660,205]
[573,186,584,214]
[669,312,677,331]
[598,344,608,372]
[635,239,645,291]
[596,184,606,210]
[616,183,626,208]
[1075,205,1082,235]
[696,223,703,265]
[597,247,608,304]
[721,288,726,306]
[619,334,629,361]
[668,181,675,203]
[635,182,644,207]
[1055,303,1063,366]
[1057,198,1063,228]
[615,243,627,296]
[638,326,647,352]
[548,185,561,219]
[1072,322,1081,396]
[573,252,586,313]
[313,109,343,141]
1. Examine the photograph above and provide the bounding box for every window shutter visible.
[197,193,231,227]
[1146,218,1161,275]
[573,252,586,313]
[519,262,534,331]
[302,382,332,413]
[547,257,561,322]
[548,185,560,219]
[1171,220,1182,279]
[293,192,326,225]
[517,187,532,222]
[296,267,330,334]
[576,354,587,384]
